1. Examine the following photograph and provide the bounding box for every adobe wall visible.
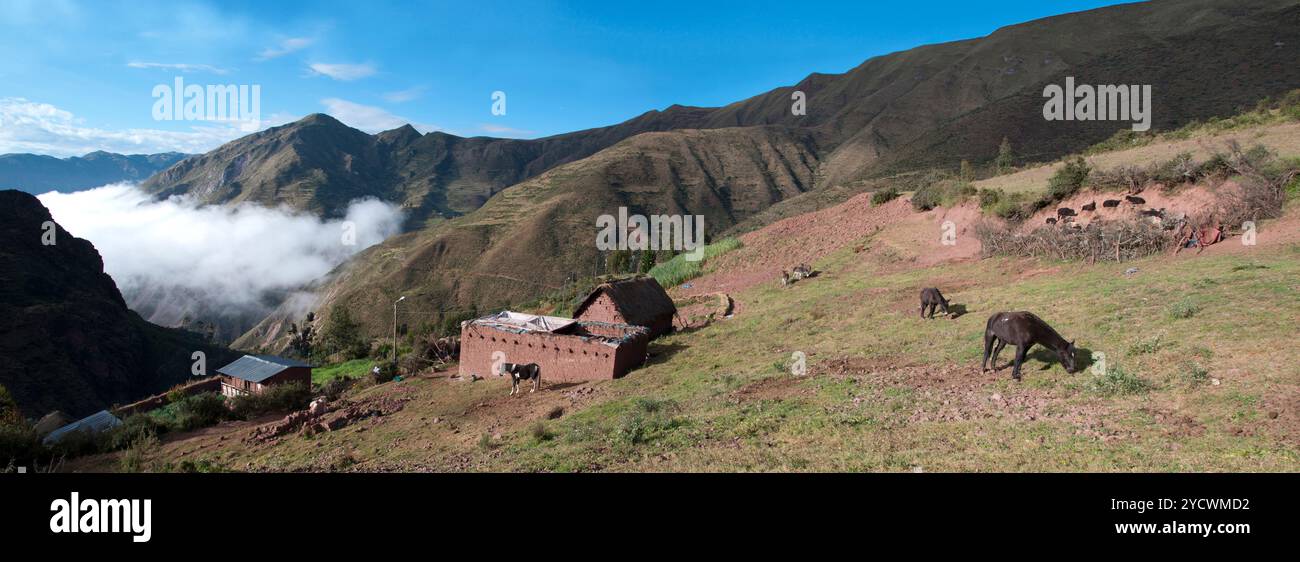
[576,293,674,339]
[265,367,312,389]
[113,376,222,417]
[576,293,623,325]
[458,323,648,383]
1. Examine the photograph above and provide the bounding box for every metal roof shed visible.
[42,410,122,445]
[216,354,313,383]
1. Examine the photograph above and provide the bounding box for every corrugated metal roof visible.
[216,354,312,383]
[471,311,578,334]
[43,410,122,445]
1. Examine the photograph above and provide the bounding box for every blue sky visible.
[0,0,1131,157]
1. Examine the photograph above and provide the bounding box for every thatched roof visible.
[573,276,676,327]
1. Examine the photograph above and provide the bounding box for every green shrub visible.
[319,376,355,401]
[1168,299,1201,319]
[613,397,684,446]
[1047,156,1090,200]
[172,393,230,431]
[1087,366,1153,396]
[977,188,1002,209]
[1179,361,1210,387]
[317,305,369,362]
[0,384,22,426]
[118,435,158,473]
[0,424,43,469]
[106,414,167,451]
[871,187,901,205]
[49,427,104,458]
[981,190,1032,221]
[912,179,974,211]
[1128,334,1165,355]
[229,383,311,419]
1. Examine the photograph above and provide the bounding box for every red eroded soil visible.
[1027,181,1300,258]
[678,194,985,305]
[1025,183,1234,231]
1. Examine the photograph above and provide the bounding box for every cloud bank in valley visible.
[38,184,403,335]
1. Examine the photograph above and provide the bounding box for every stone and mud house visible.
[216,355,312,397]
[458,311,651,383]
[572,276,677,338]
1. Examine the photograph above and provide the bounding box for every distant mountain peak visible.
[0,151,191,194]
[297,113,347,127]
[377,123,422,144]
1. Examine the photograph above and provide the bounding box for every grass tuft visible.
[1086,366,1154,396]
[1167,299,1201,319]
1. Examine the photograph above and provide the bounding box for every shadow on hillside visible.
[946,303,969,319]
[1027,346,1098,372]
[644,342,689,367]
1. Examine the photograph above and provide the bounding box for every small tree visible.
[607,249,631,274]
[995,137,1015,174]
[959,159,975,182]
[1047,156,1091,200]
[638,249,656,273]
[318,306,367,361]
[287,312,316,359]
[0,384,22,426]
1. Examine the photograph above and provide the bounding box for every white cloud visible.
[307,62,376,81]
[38,184,404,322]
[0,97,278,157]
[321,98,439,134]
[127,61,231,74]
[479,123,536,137]
[257,37,313,60]
[382,86,425,103]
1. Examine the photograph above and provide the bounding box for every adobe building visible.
[573,276,677,339]
[458,311,650,383]
[216,354,313,397]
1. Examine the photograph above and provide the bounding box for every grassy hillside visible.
[235,125,822,350]
[74,200,1300,472]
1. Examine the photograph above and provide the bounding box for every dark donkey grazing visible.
[919,287,951,319]
[499,362,542,395]
[981,312,1078,380]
